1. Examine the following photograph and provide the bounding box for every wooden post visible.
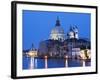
[45,56,48,68]
[34,57,37,68]
[65,56,68,67]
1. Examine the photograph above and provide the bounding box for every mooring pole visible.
[65,55,68,67]
[45,56,48,68]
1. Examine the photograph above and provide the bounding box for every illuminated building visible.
[49,17,65,41]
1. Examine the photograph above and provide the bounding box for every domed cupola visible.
[67,26,79,39]
[49,17,65,41]
[67,26,75,39]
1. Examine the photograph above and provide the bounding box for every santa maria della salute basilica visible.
[22,16,92,70]
[23,17,91,59]
[37,17,91,59]
[49,17,79,41]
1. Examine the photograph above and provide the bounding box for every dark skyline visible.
[23,10,91,50]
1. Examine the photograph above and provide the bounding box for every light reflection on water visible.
[23,56,91,69]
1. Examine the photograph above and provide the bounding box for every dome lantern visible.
[55,16,60,26]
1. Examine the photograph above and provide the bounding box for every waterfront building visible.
[80,49,91,59]
[23,44,38,57]
[38,39,63,57]
[71,48,80,57]
[64,38,90,58]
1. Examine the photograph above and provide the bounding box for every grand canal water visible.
[23,56,91,69]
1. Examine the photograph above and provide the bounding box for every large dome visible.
[49,17,65,41]
[51,26,64,34]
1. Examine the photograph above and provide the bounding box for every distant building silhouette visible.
[23,44,37,57]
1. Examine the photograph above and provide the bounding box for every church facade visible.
[38,17,91,59]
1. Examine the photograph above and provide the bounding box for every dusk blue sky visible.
[23,10,91,50]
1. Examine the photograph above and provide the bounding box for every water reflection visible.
[23,56,91,69]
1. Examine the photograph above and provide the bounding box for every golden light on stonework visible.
[86,49,91,59]
[80,50,86,59]
[28,50,37,57]
[80,49,91,60]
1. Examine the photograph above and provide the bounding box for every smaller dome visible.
[67,26,75,39]
[68,31,74,36]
